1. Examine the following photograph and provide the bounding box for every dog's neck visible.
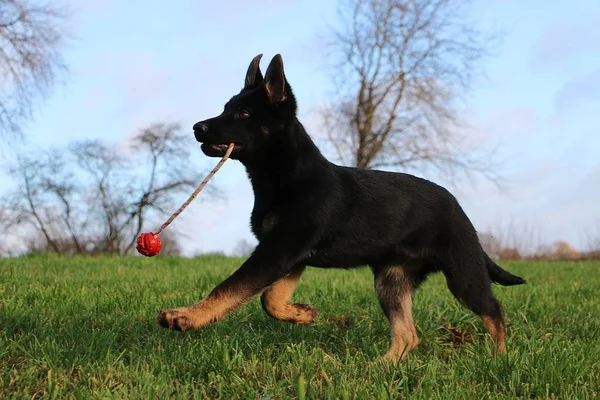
[242,118,330,195]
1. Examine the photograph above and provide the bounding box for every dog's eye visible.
[236,110,250,119]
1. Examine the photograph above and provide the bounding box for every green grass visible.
[1,256,599,399]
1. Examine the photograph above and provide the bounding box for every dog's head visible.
[193,54,297,161]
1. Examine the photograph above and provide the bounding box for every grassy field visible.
[0,256,599,399]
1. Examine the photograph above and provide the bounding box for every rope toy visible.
[136,143,235,257]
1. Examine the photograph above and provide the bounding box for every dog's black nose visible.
[193,122,208,134]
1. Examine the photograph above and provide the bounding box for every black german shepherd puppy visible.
[158,54,525,362]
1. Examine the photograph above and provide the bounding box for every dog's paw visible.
[373,344,411,366]
[291,303,318,324]
[374,351,405,367]
[157,308,196,331]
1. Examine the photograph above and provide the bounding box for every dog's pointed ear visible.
[244,54,264,89]
[264,54,287,103]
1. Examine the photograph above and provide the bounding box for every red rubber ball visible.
[136,232,162,257]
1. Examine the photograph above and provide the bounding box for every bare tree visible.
[0,0,69,140]
[70,140,128,254]
[1,122,217,255]
[4,153,67,253]
[322,0,501,182]
[551,241,578,260]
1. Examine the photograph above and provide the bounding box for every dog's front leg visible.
[157,241,305,332]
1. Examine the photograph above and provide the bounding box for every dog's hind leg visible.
[260,266,317,324]
[442,246,508,355]
[372,265,419,364]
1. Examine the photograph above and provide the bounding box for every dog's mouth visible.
[201,142,244,155]
[210,143,243,152]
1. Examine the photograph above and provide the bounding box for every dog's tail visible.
[485,253,526,286]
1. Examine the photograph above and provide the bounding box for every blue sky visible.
[2,0,599,255]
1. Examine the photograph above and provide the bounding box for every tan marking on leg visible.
[381,287,417,364]
[482,315,507,355]
[158,269,266,331]
[260,267,317,324]
[406,299,419,351]
[375,266,419,364]
[158,284,255,331]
